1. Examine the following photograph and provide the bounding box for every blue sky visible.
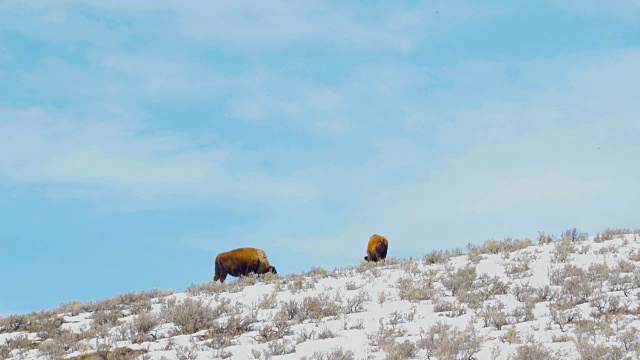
[1,1,639,315]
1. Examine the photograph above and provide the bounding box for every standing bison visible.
[364,234,388,262]
[214,247,277,283]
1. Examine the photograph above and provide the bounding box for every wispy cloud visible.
[551,0,640,22]
[0,109,320,206]
[0,44,9,61]
[0,1,507,57]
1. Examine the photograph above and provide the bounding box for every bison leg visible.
[219,269,228,283]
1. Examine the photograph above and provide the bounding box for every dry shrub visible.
[258,291,278,310]
[441,265,477,296]
[534,285,556,302]
[343,289,370,314]
[478,301,509,330]
[67,347,146,360]
[280,299,300,321]
[537,231,555,245]
[306,266,328,278]
[432,298,466,318]
[186,281,225,296]
[552,239,575,263]
[366,316,408,351]
[211,348,233,359]
[38,329,84,358]
[345,281,359,291]
[478,237,534,255]
[92,310,124,329]
[169,298,219,335]
[511,301,535,323]
[39,337,67,359]
[261,338,296,357]
[608,268,633,295]
[617,327,640,352]
[399,257,421,275]
[587,263,609,290]
[316,326,338,340]
[384,339,419,360]
[255,311,291,343]
[422,250,452,265]
[279,293,341,324]
[123,312,160,343]
[561,271,594,305]
[175,344,198,360]
[500,327,520,344]
[417,321,483,360]
[0,311,64,338]
[111,290,168,309]
[511,284,536,303]
[504,252,534,279]
[396,275,434,302]
[56,300,84,316]
[286,274,316,294]
[508,342,557,360]
[301,346,355,360]
[228,273,259,293]
[298,293,342,321]
[465,244,485,264]
[595,228,630,242]
[574,333,627,360]
[4,334,36,352]
[628,249,640,262]
[259,271,280,284]
[476,274,508,301]
[549,264,585,286]
[561,228,587,243]
[549,303,581,332]
[207,308,257,339]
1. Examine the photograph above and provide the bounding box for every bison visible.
[213,247,277,283]
[364,234,388,262]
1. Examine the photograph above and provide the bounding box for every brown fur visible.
[213,247,277,283]
[364,234,388,262]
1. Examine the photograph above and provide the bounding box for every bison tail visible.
[364,256,369,261]
[214,262,220,283]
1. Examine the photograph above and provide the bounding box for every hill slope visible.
[2,228,640,360]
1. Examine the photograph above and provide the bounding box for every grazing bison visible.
[364,234,388,262]
[214,247,277,283]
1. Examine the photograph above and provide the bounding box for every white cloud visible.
[167,2,421,52]
[552,0,640,22]
[314,118,351,135]
[21,54,227,103]
[100,55,191,94]
[458,173,605,216]
[262,48,640,255]
[0,1,506,56]
[0,108,320,206]
[303,89,343,113]
[0,44,9,61]
[225,79,351,134]
[41,9,67,23]
[1,0,637,256]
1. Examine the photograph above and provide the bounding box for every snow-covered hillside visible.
[2,228,640,360]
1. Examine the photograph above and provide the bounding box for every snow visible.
[2,232,640,359]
